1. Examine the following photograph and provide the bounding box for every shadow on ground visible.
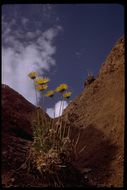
[69,124,118,186]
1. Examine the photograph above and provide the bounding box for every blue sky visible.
[2,4,124,117]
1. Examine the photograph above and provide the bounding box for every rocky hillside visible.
[1,84,51,187]
[2,37,124,187]
[60,37,124,187]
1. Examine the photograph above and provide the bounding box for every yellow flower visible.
[45,90,54,97]
[36,84,48,91]
[28,72,38,79]
[35,77,50,85]
[55,84,68,92]
[55,86,60,92]
[63,91,72,99]
[55,86,61,92]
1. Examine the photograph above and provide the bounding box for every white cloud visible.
[46,100,68,118]
[2,18,62,105]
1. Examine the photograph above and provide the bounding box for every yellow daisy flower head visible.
[35,77,50,85]
[63,91,72,99]
[55,86,61,92]
[45,90,54,97]
[36,84,48,91]
[28,72,38,79]
[55,84,68,92]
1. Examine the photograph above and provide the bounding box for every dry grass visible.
[27,108,79,187]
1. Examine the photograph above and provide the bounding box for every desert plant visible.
[28,73,50,125]
[27,72,84,187]
[45,90,56,146]
[55,84,68,116]
[84,71,95,87]
[29,114,75,187]
[28,72,38,104]
[62,91,72,139]
[34,77,50,110]
[55,84,68,139]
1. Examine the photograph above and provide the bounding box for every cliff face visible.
[61,37,124,187]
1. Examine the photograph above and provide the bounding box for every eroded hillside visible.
[60,37,124,187]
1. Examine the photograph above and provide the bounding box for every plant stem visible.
[54,105,55,118]
[61,101,65,139]
[42,92,45,111]
[61,98,64,115]
[34,82,38,106]
[59,99,63,117]
[34,81,40,125]
[41,92,46,128]
[50,97,55,148]
[58,96,64,140]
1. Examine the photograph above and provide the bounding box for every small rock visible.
[82,168,92,173]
